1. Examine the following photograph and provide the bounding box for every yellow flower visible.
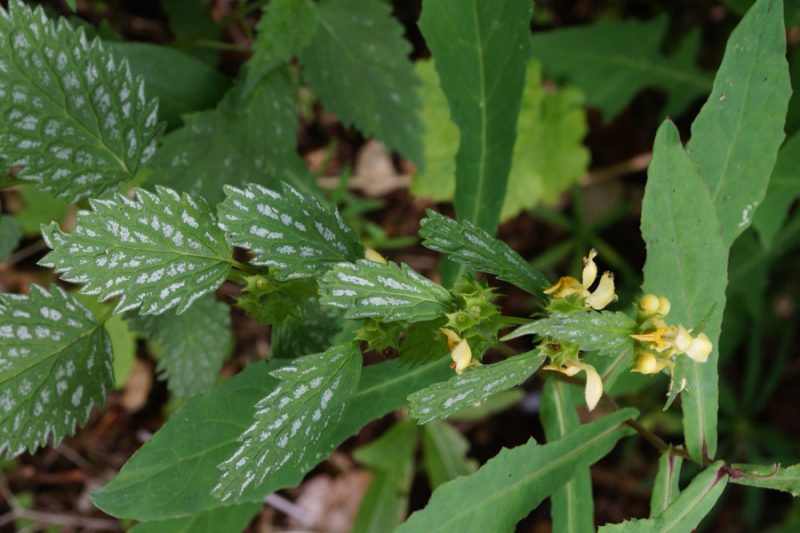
[544,249,618,310]
[685,333,712,362]
[585,272,617,310]
[441,328,473,374]
[364,247,387,264]
[544,360,603,411]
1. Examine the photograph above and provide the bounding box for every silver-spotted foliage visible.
[40,186,232,315]
[0,285,113,458]
[0,1,162,202]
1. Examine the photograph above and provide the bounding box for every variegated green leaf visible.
[218,181,362,278]
[128,294,233,397]
[319,260,454,323]
[408,350,544,424]
[0,1,162,202]
[39,186,232,315]
[419,209,550,297]
[212,344,361,503]
[0,285,113,458]
[503,311,636,357]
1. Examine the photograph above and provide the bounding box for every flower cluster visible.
[540,249,619,411]
[631,294,713,375]
[544,249,617,310]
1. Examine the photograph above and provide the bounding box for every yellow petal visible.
[451,339,472,374]
[440,328,461,350]
[685,333,712,362]
[364,247,388,264]
[581,249,598,289]
[638,294,660,316]
[576,362,603,411]
[673,325,693,354]
[633,352,660,374]
[544,276,583,298]
[585,272,617,310]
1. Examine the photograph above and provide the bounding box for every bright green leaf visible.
[418,0,531,237]
[503,311,636,357]
[320,260,453,323]
[419,209,550,297]
[106,42,230,130]
[128,294,232,397]
[410,60,458,202]
[0,284,113,458]
[641,120,728,461]
[212,345,362,503]
[14,185,68,236]
[752,132,800,248]
[531,16,711,122]
[245,0,318,95]
[0,1,162,201]
[686,0,791,246]
[218,181,363,278]
[422,420,476,489]
[650,449,683,517]
[148,69,316,205]
[299,0,422,165]
[540,380,594,533]
[600,461,727,532]
[398,409,638,533]
[732,463,800,497]
[408,350,544,424]
[130,503,261,533]
[39,186,232,315]
[353,420,419,533]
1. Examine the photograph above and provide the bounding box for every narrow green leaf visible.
[408,350,545,425]
[212,345,362,503]
[130,503,262,533]
[641,120,728,460]
[0,1,162,201]
[600,461,727,532]
[686,0,791,246]
[650,449,683,517]
[540,380,594,533]
[74,295,136,389]
[320,260,453,323]
[245,0,318,95]
[531,16,711,121]
[299,0,422,165]
[148,69,316,204]
[0,285,113,458]
[0,214,21,261]
[752,132,800,248]
[92,358,450,521]
[128,294,233,397]
[398,409,638,533]
[353,420,419,533]
[106,42,231,130]
[732,463,800,496]
[218,181,362,278]
[503,311,636,357]
[418,0,531,236]
[422,420,476,489]
[419,209,550,297]
[39,186,232,315]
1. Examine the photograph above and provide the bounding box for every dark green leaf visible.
[398,409,638,532]
[732,463,800,497]
[300,0,422,165]
[130,503,261,533]
[422,420,476,489]
[752,132,800,248]
[0,214,21,261]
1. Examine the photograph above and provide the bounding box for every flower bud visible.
[585,272,617,310]
[364,247,387,264]
[638,294,660,316]
[657,296,671,316]
[581,249,598,289]
[450,339,472,374]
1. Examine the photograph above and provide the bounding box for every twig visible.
[265,493,313,527]
[0,239,47,268]
[581,152,652,185]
